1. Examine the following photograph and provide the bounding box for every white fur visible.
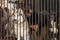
[4,1,30,40]
[11,9,30,40]
[50,19,58,34]
[52,38,57,40]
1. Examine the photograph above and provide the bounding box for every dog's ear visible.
[30,24,39,32]
[25,9,32,17]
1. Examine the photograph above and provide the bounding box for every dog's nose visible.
[14,19,17,21]
[13,19,18,24]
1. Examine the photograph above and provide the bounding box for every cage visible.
[0,0,60,40]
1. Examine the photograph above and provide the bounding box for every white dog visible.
[50,15,58,34]
[5,8,30,40]
[11,8,30,40]
[49,15,58,40]
[4,0,30,40]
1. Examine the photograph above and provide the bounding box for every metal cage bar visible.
[0,0,60,40]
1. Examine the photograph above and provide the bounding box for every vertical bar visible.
[20,1,21,40]
[22,0,24,40]
[14,1,15,40]
[59,0,60,40]
[1,0,2,40]
[4,0,9,40]
[16,1,18,40]
[20,0,22,40]
[21,0,22,39]
[26,0,27,40]
[25,0,27,40]
[9,0,11,40]
[49,0,52,40]
[56,0,57,40]
[32,0,33,40]
[40,0,42,40]
[44,0,45,40]
[28,0,30,40]
[7,0,9,40]
[47,0,49,40]
[4,0,5,40]
[35,0,36,40]
[38,0,39,40]
[53,0,55,40]
[13,1,15,40]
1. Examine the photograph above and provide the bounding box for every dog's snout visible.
[14,19,17,21]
